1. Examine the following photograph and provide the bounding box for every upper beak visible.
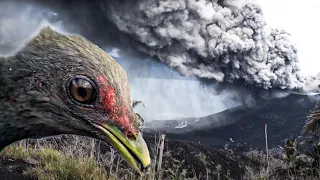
[92,122,151,174]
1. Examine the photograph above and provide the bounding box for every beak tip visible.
[95,122,151,175]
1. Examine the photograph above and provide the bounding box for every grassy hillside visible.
[0,133,320,180]
[0,134,259,180]
[1,102,320,179]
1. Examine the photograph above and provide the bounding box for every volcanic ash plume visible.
[101,0,313,91]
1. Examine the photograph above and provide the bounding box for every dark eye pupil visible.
[77,87,87,97]
[68,77,97,105]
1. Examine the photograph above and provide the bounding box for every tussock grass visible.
[0,144,31,160]
[3,100,320,179]
[1,132,320,180]
[25,150,106,180]
[1,143,107,180]
[2,132,319,180]
[0,133,173,180]
[243,148,320,180]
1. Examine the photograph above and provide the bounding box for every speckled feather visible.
[0,27,139,149]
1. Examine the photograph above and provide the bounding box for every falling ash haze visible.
[0,0,319,122]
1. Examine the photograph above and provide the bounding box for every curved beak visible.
[92,122,151,174]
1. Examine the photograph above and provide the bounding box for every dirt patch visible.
[0,158,34,180]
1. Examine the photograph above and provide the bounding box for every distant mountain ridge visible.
[144,94,320,149]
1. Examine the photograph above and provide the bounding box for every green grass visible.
[2,123,320,180]
[1,144,107,180]
[0,145,31,160]
[0,134,169,180]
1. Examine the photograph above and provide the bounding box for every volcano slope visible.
[145,94,319,150]
[0,135,259,180]
[0,94,318,180]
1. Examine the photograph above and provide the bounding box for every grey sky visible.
[256,0,320,76]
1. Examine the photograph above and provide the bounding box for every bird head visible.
[0,27,150,173]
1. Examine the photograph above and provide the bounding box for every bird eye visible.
[68,77,97,104]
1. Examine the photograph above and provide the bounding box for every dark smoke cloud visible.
[2,0,318,92]
[100,0,316,91]
[0,0,319,121]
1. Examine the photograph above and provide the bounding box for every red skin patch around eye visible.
[97,75,136,136]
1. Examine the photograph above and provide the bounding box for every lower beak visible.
[92,122,151,174]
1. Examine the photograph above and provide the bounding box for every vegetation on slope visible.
[243,101,320,180]
[1,145,106,180]
[1,100,320,179]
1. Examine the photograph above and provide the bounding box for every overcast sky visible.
[256,0,320,76]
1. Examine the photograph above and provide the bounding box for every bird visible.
[0,26,150,174]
